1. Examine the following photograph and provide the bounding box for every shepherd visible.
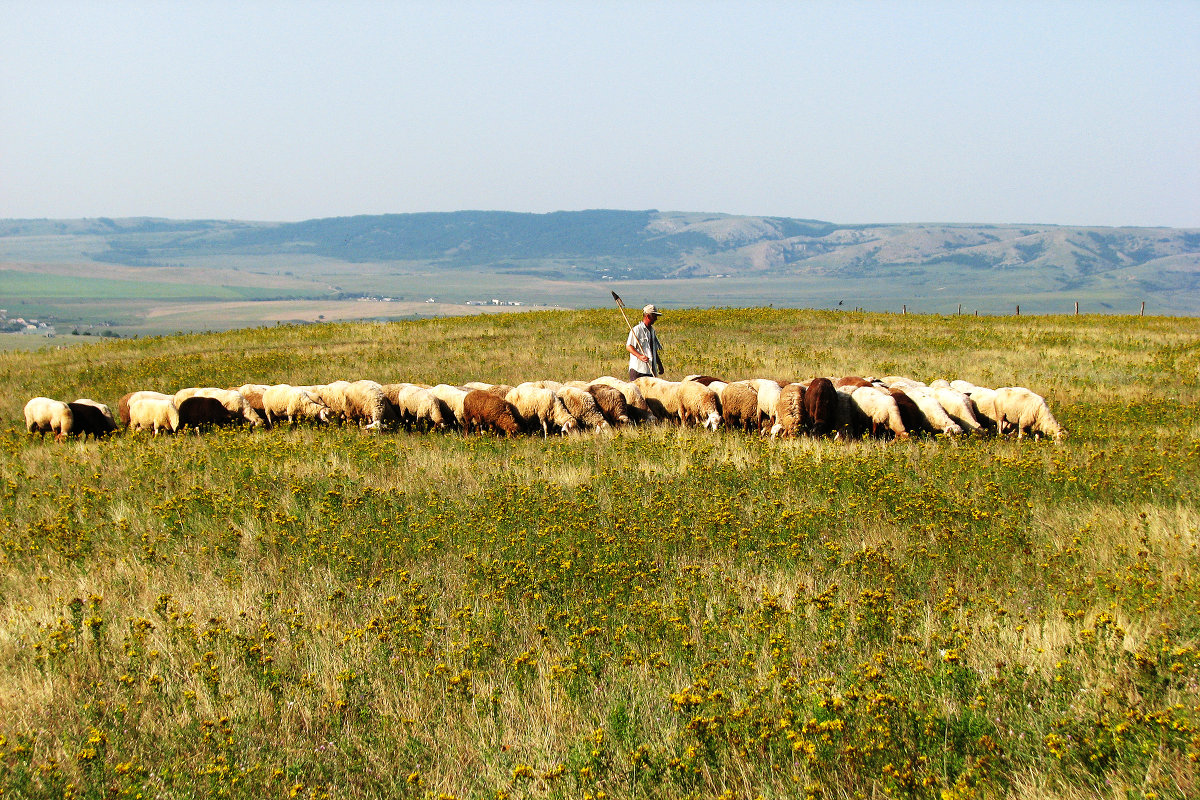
[625,303,665,381]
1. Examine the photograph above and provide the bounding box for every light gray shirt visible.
[627,322,662,375]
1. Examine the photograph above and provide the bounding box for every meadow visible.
[0,308,1198,799]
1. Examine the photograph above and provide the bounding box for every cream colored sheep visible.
[556,386,609,431]
[770,383,806,438]
[429,384,470,429]
[995,387,1065,441]
[24,397,73,441]
[345,380,397,429]
[678,381,722,430]
[261,385,331,426]
[506,384,576,436]
[128,395,180,435]
[722,381,761,431]
[633,377,682,423]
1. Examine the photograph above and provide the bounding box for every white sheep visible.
[950,382,1003,431]
[128,395,180,435]
[994,387,1066,441]
[930,386,985,434]
[850,386,908,439]
[345,380,398,430]
[749,379,783,432]
[507,384,576,436]
[633,377,683,423]
[261,384,331,426]
[24,397,73,441]
[899,386,963,436]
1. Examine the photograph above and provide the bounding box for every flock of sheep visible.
[22,373,1065,443]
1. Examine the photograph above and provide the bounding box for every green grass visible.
[0,308,1198,799]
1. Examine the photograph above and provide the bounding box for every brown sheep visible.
[462,389,521,436]
[67,400,118,440]
[804,377,839,438]
[586,384,632,427]
[721,381,761,432]
[177,396,243,431]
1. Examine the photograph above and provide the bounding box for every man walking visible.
[627,304,664,381]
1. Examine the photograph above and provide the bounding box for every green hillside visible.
[1,310,1198,799]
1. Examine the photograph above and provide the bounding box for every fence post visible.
[902,304,907,314]
[1016,305,1020,316]
[958,303,962,314]
[1140,301,1145,316]
[1074,301,1079,316]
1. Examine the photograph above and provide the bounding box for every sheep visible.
[589,377,656,424]
[722,381,762,432]
[930,386,985,434]
[128,395,180,435]
[176,387,266,428]
[24,397,74,441]
[678,380,722,430]
[462,389,522,436]
[235,384,271,420]
[899,386,963,436]
[528,380,563,392]
[804,377,839,438]
[557,386,610,431]
[750,379,783,432]
[994,387,1066,441]
[881,376,925,389]
[310,381,355,424]
[684,375,729,396]
[67,399,118,440]
[486,384,515,400]
[344,380,398,430]
[849,386,908,439]
[506,384,576,436]
[834,376,872,390]
[383,383,448,430]
[586,384,633,427]
[633,377,682,423]
[951,383,1003,432]
[177,396,242,431]
[429,384,470,429]
[261,384,331,426]
[119,391,172,428]
[769,383,807,438]
[888,388,934,436]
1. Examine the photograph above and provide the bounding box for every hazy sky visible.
[3,1,1197,227]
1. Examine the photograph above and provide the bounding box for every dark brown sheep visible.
[177,396,243,431]
[462,389,521,436]
[586,384,632,426]
[804,377,839,437]
[889,388,933,436]
[834,376,872,390]
[67,400,118,440]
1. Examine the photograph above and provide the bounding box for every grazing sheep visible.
[177,396,242,431]
[462,389,522,436]
[834,376,872,390]
[770,383,807,438]
[24,397,74,441]
[429,385,470,429]
[994,387,1066,441]
[849,386,908,439]
[888,388,934,436]
[261,385,331,426]
[589,377,656,424]
[486,384,515,400]
[177,387,266,428]
[678,380,722,430]
[930,386,985,434]
[119,391,172,428]
[310,381,355,424]
[506,384,576,436]
[804,377,839,438]
[557,386,610,431]
[684,375,729,396]
[344,380,398,430]
[128,395,180,435]
[67,399,118,440]
[387,385,452,431]
[722,381,762,432]
[236,384,271,421]
[899,386,963,436]
[749,379,783,432]
[633,377,683,423]
[528,380,564,392]
[880,376,925,388]
[952,383,1003,432]
[586,384,633,427]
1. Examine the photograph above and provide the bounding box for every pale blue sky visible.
[2,1,1197,227]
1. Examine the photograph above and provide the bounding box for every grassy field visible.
[0,308,1198,799]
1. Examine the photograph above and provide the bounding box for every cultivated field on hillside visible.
[1,309,1198,799]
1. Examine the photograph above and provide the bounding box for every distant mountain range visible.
[2,210,1198,313]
